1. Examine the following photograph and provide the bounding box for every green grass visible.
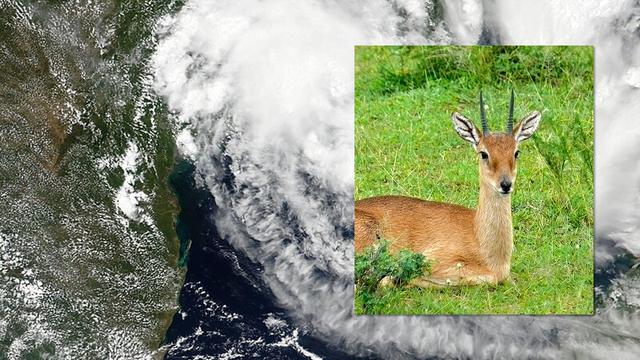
[354,46,594,315]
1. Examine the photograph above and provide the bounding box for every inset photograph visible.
[354,46,594,315]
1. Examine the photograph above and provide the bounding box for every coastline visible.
[159,159,360,359]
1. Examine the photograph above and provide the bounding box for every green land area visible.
[0,1,185,356]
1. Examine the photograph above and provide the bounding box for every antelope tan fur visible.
[354,91,541,286]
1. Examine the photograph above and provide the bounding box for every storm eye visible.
[514,150,520,159]
[479,151,489,160]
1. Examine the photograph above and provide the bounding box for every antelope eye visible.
[514,150,520,159]
[479,151,489,160]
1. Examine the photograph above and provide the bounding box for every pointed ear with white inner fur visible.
[512,111,541,143]
[451,112,481,149]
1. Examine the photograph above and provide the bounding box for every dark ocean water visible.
[163,160,369,359]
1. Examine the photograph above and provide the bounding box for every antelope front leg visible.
[409,264,499,288]
[460,274,498,285]
[409,274,498,288]
[454,264,499,286]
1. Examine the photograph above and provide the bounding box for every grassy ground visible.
[354,46,594,315]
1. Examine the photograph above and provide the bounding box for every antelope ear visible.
[512,111,541,143]
[452,112,481,148]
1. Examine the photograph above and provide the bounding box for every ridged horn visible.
[507,89,514,133]
[480,91,488,135]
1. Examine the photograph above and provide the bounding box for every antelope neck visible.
[474,181,513,280]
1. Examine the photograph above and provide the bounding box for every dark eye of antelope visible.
[479,151,489,160]
[514,150,520,159]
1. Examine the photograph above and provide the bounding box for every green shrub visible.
[355,240,430,292]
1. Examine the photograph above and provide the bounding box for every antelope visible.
[354,91,541,286]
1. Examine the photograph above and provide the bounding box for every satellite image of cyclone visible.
[1,0,640,359]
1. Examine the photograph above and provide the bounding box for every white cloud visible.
[115,141,153,226]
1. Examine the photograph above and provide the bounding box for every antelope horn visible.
[480,91,488,135]
[506,89,514,132]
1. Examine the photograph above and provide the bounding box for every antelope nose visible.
[500,179,512,193]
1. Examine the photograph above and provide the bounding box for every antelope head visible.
[451,90,542,195]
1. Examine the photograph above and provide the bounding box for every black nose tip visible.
[500,180,512,192]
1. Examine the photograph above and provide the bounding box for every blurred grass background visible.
[354,46,594,315]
